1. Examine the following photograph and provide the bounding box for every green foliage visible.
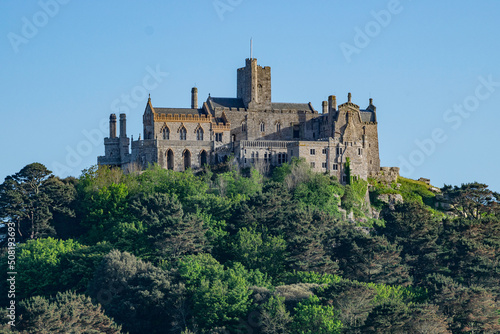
[284,271,342,285]
[260,295,292,334]
[15,237,82,299]
[293,173,343,217]
[344,157,351,185]
[214,168,263,199]
[87,250,184,334]
[397,176,436,206]
[226,227,287,281]
[291,295,343,334]
[58,242,114,293]
[178,253,269,329]
[135,164,208,202]
[15,291,122,333]
[0,163,76,241]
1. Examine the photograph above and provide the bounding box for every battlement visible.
[154,113,211,123]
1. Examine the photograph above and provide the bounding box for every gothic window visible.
[260,122,265,132]
[276,122,281,132]
[183,150,191,170]
[180,127,187,140]
[163,127,170,140]
[241,122,246,132]
[196,127,204,141]
[200,150,208,166]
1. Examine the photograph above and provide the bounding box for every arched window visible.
[241,122,246,132]
[162,127,169,140]
[180,127,187,140]
[276,122,281,132]
[196,127,204,141]
[260,122,265,132]
[166,149,174,170]
[183,150,191,170]
[200,150,207,166]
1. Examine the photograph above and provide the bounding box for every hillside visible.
[0,160,499,333]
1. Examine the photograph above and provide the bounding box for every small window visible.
[215,133,222,142]
[276,123,281,132]
[336,147,342,155]
[180,127,187,140]
[293,124,300,138]
[310,149,316,155]
[260,122,265,132]
[242,123,246,132]
[196,128,204,141]
[322,162,327,168]
[322,148,327,154]
[358,148,362,155]
[310,162,315,168]
[163,127,169,140]
[333,164,338,171]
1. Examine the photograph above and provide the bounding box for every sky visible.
[1,0,499,191]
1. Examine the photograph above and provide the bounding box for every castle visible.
[98,57,395,183]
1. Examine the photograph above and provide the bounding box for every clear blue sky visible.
[1,0,499,191]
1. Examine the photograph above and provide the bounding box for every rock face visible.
[377,193,403,210]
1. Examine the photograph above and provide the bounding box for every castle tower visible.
[237,58,271,109]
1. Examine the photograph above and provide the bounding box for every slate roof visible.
[209,98,246,109]
[271,102,315,112]
[360,110,376,123]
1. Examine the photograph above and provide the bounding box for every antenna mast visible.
[250,38,253,60]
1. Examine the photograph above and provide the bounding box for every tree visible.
[226,227,287,281]
[326,226,411,285]
[260,295,292,334]
[0,163,74,241]
[178,253,268,330]
[87,250,185,334]
[442,182,500,219]
[15,291,122,333]
[379,201,441,283]
[319,280,377,331]
[290,295,343,334]
[0,237,82,302]
[129,192,208,261]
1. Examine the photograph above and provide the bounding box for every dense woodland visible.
[0,159,499,333]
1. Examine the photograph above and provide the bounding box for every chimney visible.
[191,87,198,109]
[109,114,117,138]
[328,95,337,112]
[322,101,328,114]
[119,113,126,138]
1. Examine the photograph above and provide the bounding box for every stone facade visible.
[98,57,393,183]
